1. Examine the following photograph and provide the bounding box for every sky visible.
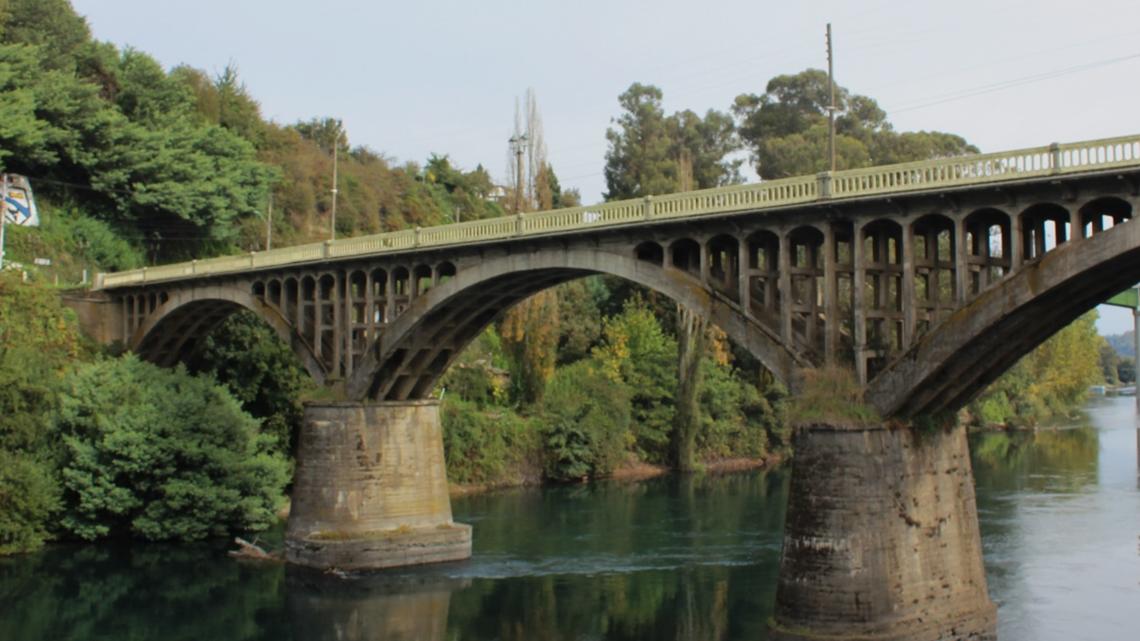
[70,0,1140,333]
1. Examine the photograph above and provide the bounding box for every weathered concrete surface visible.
[61,291,121,345]
[771,423,996,641]
[285,400,471,570]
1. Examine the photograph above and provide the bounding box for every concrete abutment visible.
[285,400,471,570]
[771,422,996,641]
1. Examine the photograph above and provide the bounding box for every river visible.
[1,396,1137,640]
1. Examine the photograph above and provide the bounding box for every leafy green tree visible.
[55,356,289,542]
[732,69,976,178]
[970,312,1104,426]
[592,297,678,462]
[190,312,312,454]
[1,0,91,72]
[500,290,560,405]
[604,83,739,200]
[541,360,630,480]
[0,273,85,554]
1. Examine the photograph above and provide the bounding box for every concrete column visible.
[699,238,711,286]
[852,224,867,385]
[294,279,305,340]
[953,216,968,304]
[1008,214,1023,272]
[901,221,916,349]
[738,236,751,314]
[285,400,472,570]
[364,271,374,344]
[341,273,352,379]
[386,270,396,325]
[771,422,996,641]
[778,231,793,343]
[822,224,838,364]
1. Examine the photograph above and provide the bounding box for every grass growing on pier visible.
[785,367,881,429]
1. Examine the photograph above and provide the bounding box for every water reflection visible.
[970,426,1100,493]
[286,569,467,641]
[0,543,290,641]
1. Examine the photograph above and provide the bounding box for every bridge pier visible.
[285,400,471,570]
[771,422,996,641]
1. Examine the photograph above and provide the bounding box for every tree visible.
[732,69,976,178]
[0,273,85,554]
[592,297,678,462]
[672,305,709,472]
[604,83,740,200]
[500,290,560,405]
[55,356,289,542]
[190,312,312,454]
[541,360,630,481]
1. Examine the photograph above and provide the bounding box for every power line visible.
[887,52,1140,114]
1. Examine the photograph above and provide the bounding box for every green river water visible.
[1,396,1137,640]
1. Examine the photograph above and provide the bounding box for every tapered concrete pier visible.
[285,400,471,570]
[771,423,996,641]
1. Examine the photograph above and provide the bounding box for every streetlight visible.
[509,132,528,214]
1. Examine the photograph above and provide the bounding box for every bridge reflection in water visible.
[286,570,467,641]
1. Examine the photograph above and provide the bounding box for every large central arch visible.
[346,248,810,400]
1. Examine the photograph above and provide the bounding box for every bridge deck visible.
[94,134,1140,290]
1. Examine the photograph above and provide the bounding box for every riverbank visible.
[446,453,784,497]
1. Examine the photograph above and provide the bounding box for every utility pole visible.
[826,23,837,173]
[509,132,528,214]
[265,192,273,251]
[330,129,339,241]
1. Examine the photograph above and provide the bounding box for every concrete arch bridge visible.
[68,134,1140,641]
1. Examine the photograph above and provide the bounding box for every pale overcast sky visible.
[70,0,1140,333]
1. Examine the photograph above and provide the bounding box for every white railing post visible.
[323,240,331,259]
[414,226,422,247]
[1050,143,1062,174]
[515,213,524,235]
[643,195,654,220]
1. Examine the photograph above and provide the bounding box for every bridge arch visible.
[867,217,1140,419]
[345,248,809,401]
[130,286,326,383]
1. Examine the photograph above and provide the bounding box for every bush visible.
[441,398,538,485]
[55,356,289,542]
[697,359,775,460]
[540,361,631,481]
[0,450,60,555]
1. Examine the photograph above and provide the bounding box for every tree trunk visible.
[672,304,709,472]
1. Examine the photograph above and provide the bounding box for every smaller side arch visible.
[130,286,327,384]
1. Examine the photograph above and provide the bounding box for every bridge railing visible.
[92,133,1140,290]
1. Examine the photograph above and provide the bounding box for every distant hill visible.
[1106,330,1135,358]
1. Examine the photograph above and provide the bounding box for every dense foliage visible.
[0,276,289,554]
[968,312,1106,427]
